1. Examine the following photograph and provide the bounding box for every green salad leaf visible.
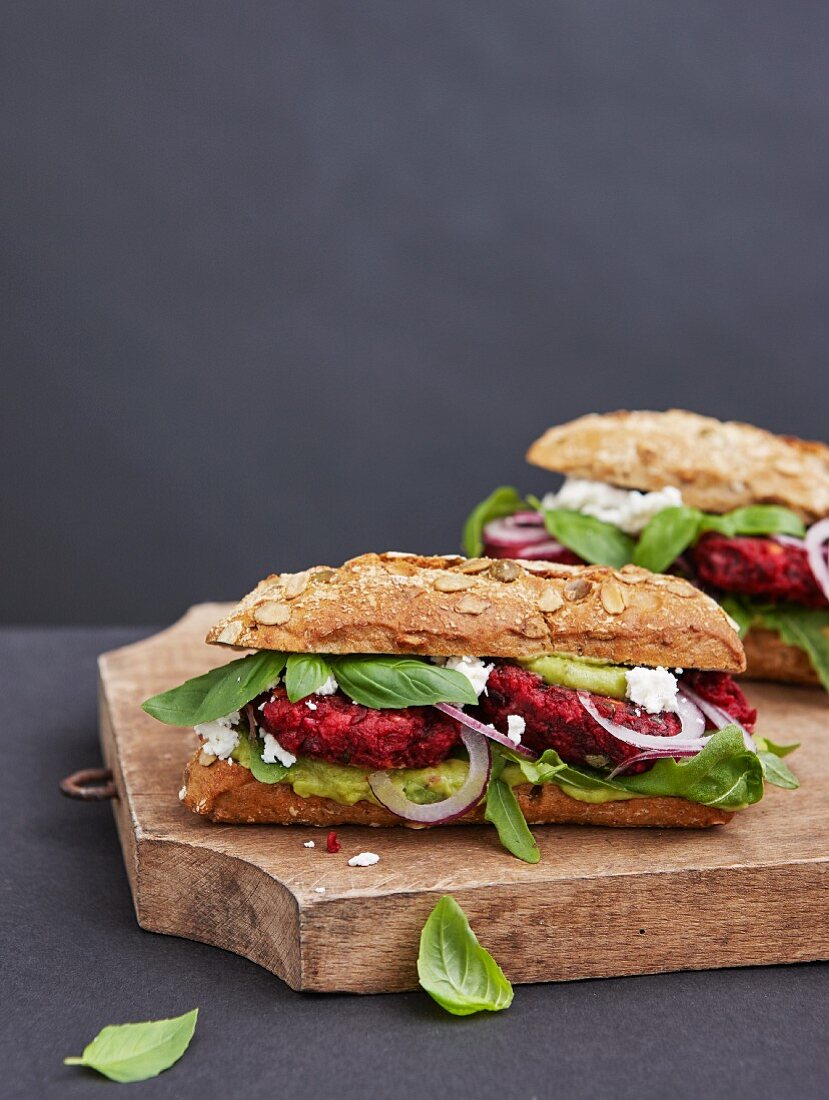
[285,653,333,702]
[754,735,799,758]
[757,752,800,789]
[64,1008,198,1083]
[418,896,514,1015]
[332,656,478,709]
[141,652,287,726]
[750,602,829,692]
[484,773,539,863]
[633,506,703,573]
[719,594,755,638]
[700,505,805,539]
[540,508,635,568]
[235,732,292,784]
[462,486,526,557]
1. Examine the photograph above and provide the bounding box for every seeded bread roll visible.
[526,410,829,523]
[742,627,820,687]
[182,754,732,829]
[206,552,745,673]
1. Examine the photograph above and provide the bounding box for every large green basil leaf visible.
[141,651,287,726]
[540,508,635,568]
[417,895,514,1015]
[700,505,806,539]
[484,776,539,863]
[333,656,478,709]
[750,602,829,692]
[285,653,333,702]
[633,506,703,573]
[462,486,526,557]
[64,1009,198,1083]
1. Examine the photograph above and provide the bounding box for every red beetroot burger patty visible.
[682,670,756,730]
[476,664,682,772]
[258,687,461,770]
[692,532,827,609]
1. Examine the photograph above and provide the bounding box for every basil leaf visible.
[484,777,540,863]
[753,735,800,758]
[700,505,806,539]
[142,652,287,726]
[757,751,800,789]
[751,602,829,692]
[633,506,703,573]
[285,653,333,702]
[64,1008,198,1083]
[333,656,478,709]
[462,486,526,557]
[541,508,634,568]
[417,895,514,1015]
[239,732,292,784]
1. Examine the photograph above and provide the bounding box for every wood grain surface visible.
[98,605,829,993]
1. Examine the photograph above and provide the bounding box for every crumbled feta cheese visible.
[443,655,493,697]
[314,674,339,696]
[262,732,297,767]
[506,714,526,745]
[303,840,316,848]
[625,666,679,714]
[305,700,318,710]
[347,852,380,867]
[194,711,241,759]
[178,786,187,801]
[541,478,683,536]
[315,886,326,894]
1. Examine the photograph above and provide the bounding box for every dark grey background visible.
[3,1,829,625]
[4,627,827,1099]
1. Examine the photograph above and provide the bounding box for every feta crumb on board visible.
[541,478,683,536]
[194,712,240,759]
[347,852,380,867]
[303,840,316,848]
[178,786,187,801]
[506,714,526,745]
[262,732,297,767]
[625,666,679,714]
[314,887,326,894]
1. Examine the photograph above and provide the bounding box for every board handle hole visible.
[59,767,117,801]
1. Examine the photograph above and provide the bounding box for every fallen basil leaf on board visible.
[64,1008,198,1083]
[418,896,514,1015]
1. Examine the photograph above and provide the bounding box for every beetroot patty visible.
[682,670,756,730]
[692,532,827,609]
[258,687,461,769]
[476,664,682,772]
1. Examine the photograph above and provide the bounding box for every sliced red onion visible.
[578,692,708,753]
[511,540,570,560]
[367,728,491,824]
[679,685,756,753]
[771,534,806,549]
[434,702,536,759]
[805,517,829,604]
[675,692,706,739]
[606,747,700,780]
[511,511,547,526]
[483,515,549,548]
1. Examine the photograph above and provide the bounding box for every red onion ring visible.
[578,693,708,753]
[483,516,549,548]
[434,702,536,759]
[675,692,706,739]
[771,534,806,549]
[805,517,829,604]
[678,685,756,753]
[606,747,700,780]
[367,728,491,824]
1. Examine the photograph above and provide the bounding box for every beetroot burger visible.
[142,553,796,863]
[464,411,829,691]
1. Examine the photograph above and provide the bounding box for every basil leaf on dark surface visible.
[484,777,540,864]
[757,752,800,789]
[142,652,287,726]
[700,505,806,539]
[462,486,527,557]
[751,603,829,692]
[64,1008,198,1083]
[417,896,514,1016]
[285,653,333,702]
[333,656,478,709]
[633,506,703,573]
[541,508,635,568]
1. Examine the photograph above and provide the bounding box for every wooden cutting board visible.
[98,605,829,993]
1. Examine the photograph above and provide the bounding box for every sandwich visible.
[142,553,797,863]
[464,410,829,691]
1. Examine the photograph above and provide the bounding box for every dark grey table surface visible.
[3,626,826,1099]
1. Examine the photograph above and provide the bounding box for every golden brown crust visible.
[742,626,820,687]
[182,755,732,829]
[206,553,745,672]
[526,410,829,523]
